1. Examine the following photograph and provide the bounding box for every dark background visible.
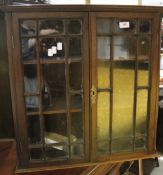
[0,12,14,138]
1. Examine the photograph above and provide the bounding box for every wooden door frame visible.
[90,11,160,162]
[8,11,90,168]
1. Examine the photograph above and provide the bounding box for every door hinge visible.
[90,85,97,104]
[12,35,14,49]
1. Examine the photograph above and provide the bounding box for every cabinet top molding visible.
[1,4,163,13]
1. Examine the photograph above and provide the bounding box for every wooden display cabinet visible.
[0,3,161,172]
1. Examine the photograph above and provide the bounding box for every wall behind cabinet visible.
[0,12,14,138]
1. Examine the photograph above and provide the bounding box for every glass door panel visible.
[93,15,152,157]
[16,13,88,164]
[113,36,136,60]
[97,37,110,60]
[42,63,66,111]
[138,36,151,61]
[114,19,137,34]
[137,61,149,87]
[97,92,110,153]
[139,20,151,34]
[68,20,82,34]
[40,38,65,60]
[97,61,110,89]
[112,63,135,139]
[23,65,40,112]
[39,19,65,36]
[96,19,111,34]
[69,38,82,59]
[28,115,41,144]
[136,90,148,136]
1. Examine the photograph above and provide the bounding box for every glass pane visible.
[97,19,111,34]
[28,116,41,144]
[39,20,64,35]
[24,65,39,111]
[24,65,38,94]
[21,38,36,60]
[20,20,36,36]
[68,20,82,34]
[113,36,136,60]
[111,138,133,153]
[69,62,82,91]
[30,148,43,160]
[139,20,151,33]
[71,143,84,157]
[112,62,135,138]
[44,114,68,144]
[40,38,65,59]
[114,19,137,33]
[71,112,83,142]
[97,141,109,154]
[70,94,82,109]
[45,145,68,160]
[135,137,147,150]
[97,60,110,88]
[97,92,110,142]
[69,38,82,58]
[42,64,66,110]
[136,90,148,135]
[137,61,149,86]
[138,36,151,60]
[97,37,110,59]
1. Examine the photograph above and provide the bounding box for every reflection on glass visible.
[114,19,137,33]
[28,116,41,144]
[70,94,82,109]
[98,61,110,88]
[68,20,82,34]
[42,64,66,110]
[111,138,133,153]
[39,20,64,35]
[71,112,83,141]
[138,36,151,60]
[69,38,82,58]
[113,36,136,60]
[21,38,36,60]
[30,148,42,160]
[69,62,82,91]
[97,19,111,34]
[136,90,148,135]
[71,143,84,157]
[135,137,146,150]
[45,146,68,160]
[97,92,110,142]
[44,114,68,144]
[97,141,109,153]
[138,61,149,86]
[40,38,65,59]
[112,63,135,138]
[24,65,39,111]
[97,37,110,59]
[20,20,36,36]
[139,20,151,33]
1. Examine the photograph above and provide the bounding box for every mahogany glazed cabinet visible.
[0,2,161,171]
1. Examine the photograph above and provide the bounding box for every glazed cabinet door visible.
[91,12,159,161]
[11,12,89,167]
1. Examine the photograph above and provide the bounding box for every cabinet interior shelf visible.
[26,108,82,116]
[23,58,82,65]
[97,58,149,62]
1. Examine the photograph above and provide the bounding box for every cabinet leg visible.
[139,159,143,175]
